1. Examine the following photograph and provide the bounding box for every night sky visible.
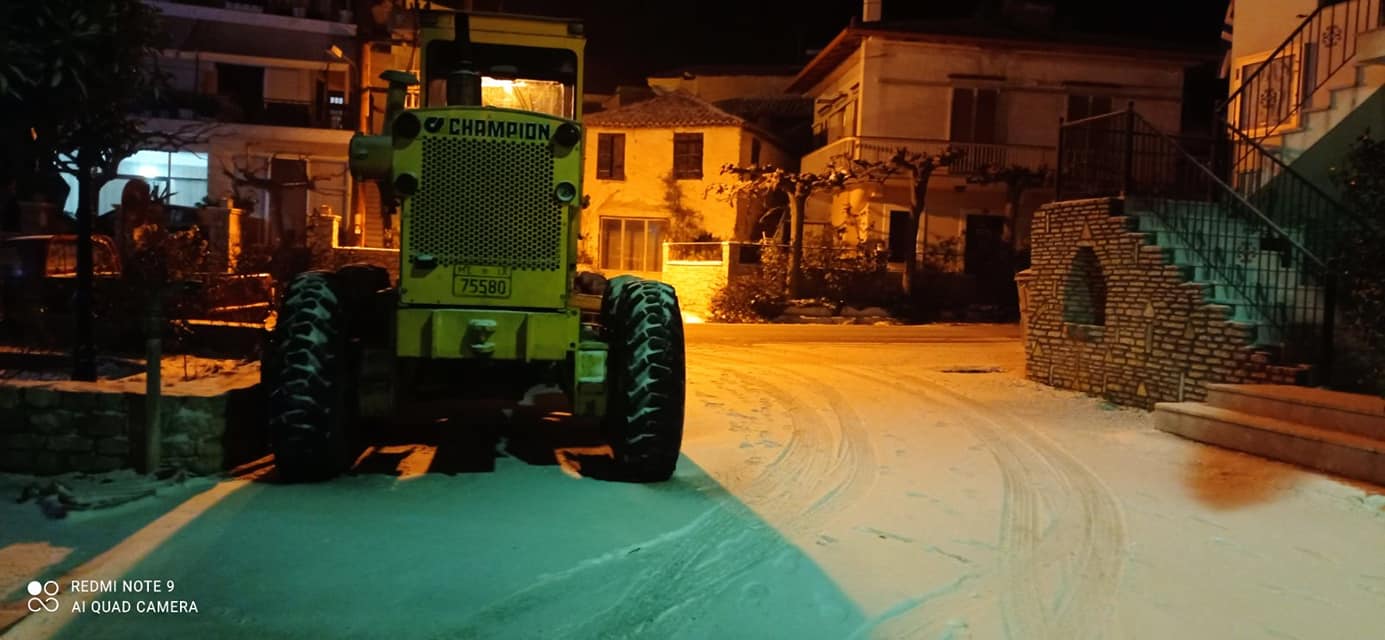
[440,0,1231,93]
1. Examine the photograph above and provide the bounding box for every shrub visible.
[708,243,788,322]
[1332,134,1385,391]
[708,276,789,322]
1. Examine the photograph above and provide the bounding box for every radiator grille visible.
[410,136,561,270]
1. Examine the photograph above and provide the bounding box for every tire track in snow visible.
[562,352,879,637]
[453,348,878,638]
[787,354,1050,639]
[747,343,1123,639]
[846,362,1127,640]
[690,348,879,533]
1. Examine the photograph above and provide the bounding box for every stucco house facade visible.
[791,16,1206,278]
[52,1,360,249]
[580,92,793,277]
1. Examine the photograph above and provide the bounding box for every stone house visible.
[580,92,794,278]
[792,2,1205,281]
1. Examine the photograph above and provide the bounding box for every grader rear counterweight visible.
[262,9,686,483]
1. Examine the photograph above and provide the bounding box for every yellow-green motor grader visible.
[262,10,685,482]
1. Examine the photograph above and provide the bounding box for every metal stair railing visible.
[1220,0,1384,147]
[1058,108,1338,375]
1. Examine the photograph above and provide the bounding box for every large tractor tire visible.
[265,271,355,482]
[602,277,686,482]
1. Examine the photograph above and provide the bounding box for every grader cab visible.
[262,10,686,482]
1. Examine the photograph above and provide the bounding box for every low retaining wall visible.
[1019,198,1306,410]
[0,372,263,476]
[306,211,401,280]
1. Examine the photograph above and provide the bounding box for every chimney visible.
[863,0,882,23]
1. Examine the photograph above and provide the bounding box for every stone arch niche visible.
[1063,246,1107,326]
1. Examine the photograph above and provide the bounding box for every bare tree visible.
[715,164,851,297]
[851,147,963,296]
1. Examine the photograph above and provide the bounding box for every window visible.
[596,133,626,180]
[949,88,999,144]
[1237,54,1297,131]
[673,133,703,179]
[751,138,762,166]
[1067,94,1115,122]
[601,217,667,271]
[824,100,856,143]
[61,150,210,216]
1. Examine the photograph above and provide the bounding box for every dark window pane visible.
[596,134,613,179]
[611,133,625,179]
[950,88,974,142]
[601,218,622,269]
[1066,94,1089,122]
[646,220,665,271]
[673,133,703,179]
[628,220,648,270]
[974,89,998,144]
[1092,96,1113,116]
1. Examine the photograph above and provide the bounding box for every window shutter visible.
[950,88,975,142]
[596,134,612,179]
[612,134,625,179]
[1066,95,1088,122]
[975,89,998,144]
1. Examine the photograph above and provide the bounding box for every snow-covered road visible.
[4,323,1385,639]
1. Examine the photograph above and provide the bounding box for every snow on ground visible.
[1,323,1384,639]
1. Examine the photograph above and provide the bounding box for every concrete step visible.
[1205,383,1385,440]
[1154,401,1385,487]
[1283,82,1381,154]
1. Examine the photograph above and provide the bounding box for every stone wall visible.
[0,375,263,476]
[1018,197,1307,409]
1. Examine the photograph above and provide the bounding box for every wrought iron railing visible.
[1220,0,1384,143]
[1213,120,1381,255]
[1058,109,1341,373]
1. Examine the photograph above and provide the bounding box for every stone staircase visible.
[1124,201,1324,354]
[1155,383,1385,486]
[1279,63,1385,156]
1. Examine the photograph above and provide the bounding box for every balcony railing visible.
[147,91,353,130]
[801,136,1056,175]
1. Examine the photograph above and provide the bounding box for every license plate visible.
[453,266,512,298]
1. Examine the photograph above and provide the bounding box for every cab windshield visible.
[425,42,577,118]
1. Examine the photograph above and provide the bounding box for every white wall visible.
[859,38,1186,143]
[1230,0,1318,65]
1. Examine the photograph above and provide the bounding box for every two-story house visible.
[793,4,1206,280]
[580,91,793,276]
[58,0,361,248]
